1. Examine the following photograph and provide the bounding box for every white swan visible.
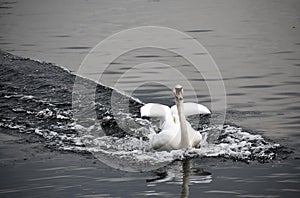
[141,85,211,151]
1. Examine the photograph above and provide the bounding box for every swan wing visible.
[141,103,172,118]
[171,102,211,117]
[186,121,202,147]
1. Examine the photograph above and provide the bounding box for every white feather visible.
[171,102,211,117]
[140,102,210,151]
[141,103,172,118]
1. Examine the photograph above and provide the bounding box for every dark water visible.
[0,0,300,197]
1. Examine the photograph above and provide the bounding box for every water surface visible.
[0,0,300,197]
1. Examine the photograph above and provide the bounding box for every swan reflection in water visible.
[181,160,190,198]
[146,159,212,197]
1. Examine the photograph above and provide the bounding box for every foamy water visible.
[0,90,281,172]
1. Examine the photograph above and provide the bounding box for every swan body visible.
[141,85,211,151]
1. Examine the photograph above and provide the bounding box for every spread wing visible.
[141,103,172,118]
[171,102,211,117]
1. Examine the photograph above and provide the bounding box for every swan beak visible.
[174,85,183,101]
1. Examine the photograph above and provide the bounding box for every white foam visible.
[50,121,279,172]
[0,106,280,171]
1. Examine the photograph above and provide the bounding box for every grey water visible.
[0,0,300,197]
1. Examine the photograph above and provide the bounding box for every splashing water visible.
[0,92,281,172]
[9,101,278,172]
[0,51,283,172]
[62,115,281,171]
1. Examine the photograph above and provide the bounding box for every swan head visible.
[173,84,183,101]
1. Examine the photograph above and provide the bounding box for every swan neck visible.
[177,100,189,148]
